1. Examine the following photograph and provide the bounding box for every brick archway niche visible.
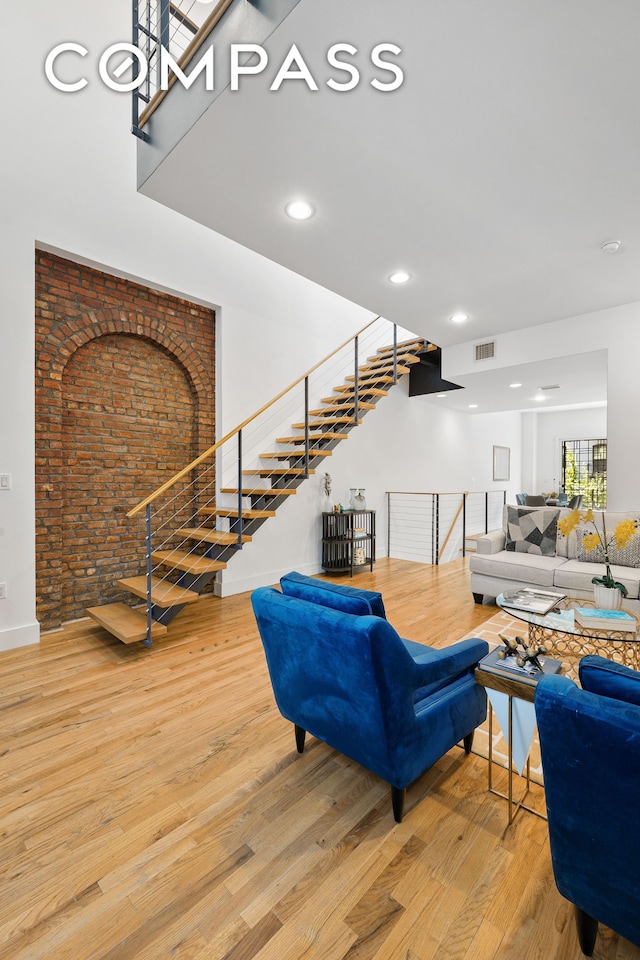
[35,251,216,630]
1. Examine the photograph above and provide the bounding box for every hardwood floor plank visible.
[0,559,637,959]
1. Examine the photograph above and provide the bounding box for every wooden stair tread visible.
[201,507,277,518]
[220,487,298,496]
[350,364,411,377]
[310,403,375,415]
[86,603,168,644]
[259,450,332,459]
[242,468,313,476]
[151,550,226,575]
[330,386,388,397]
[118,576,201,608]
[179,527,252,545]
[292,418,362,428]
[276,433,348,443]
[343,374,397,385]
[375,338,429,356]
[365,353,420,367]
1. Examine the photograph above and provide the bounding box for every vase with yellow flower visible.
[558,509,637,609]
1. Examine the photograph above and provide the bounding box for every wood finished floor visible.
[2,558,638,960]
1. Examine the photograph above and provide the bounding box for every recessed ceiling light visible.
[285,200,315,221]
[389,271,410,284]
[509,383,522,389]
[468,403,478,409]
[534,394,546,402]
[436,393,447,398]
[450,313,469,324]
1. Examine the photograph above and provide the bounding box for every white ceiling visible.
[142,0,640,413]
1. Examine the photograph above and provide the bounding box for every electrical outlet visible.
[0,584,6,600]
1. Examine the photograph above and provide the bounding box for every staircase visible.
[86,321,433,646]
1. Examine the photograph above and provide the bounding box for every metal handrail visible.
[127,315,382,517]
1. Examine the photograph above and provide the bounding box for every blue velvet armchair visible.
[535,656,640,955]
[251,572,488,822]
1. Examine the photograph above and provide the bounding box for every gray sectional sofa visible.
[470,505,640,614]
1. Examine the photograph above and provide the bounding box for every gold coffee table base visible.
[527,623,640,679]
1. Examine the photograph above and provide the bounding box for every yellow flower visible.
[583,508,595,524]
[558,509,581,537]
[582,532,601,553]
[614,519,637,550]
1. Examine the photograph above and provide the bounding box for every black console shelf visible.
[321,510,376,576]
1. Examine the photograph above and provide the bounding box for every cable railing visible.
[126,316,422,645]
[132,0,234,139]
[387,490,506,566]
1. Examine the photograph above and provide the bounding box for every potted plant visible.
[558,509,637,608]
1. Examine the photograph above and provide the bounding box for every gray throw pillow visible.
[576,526,640,568]
[505,506,559,556]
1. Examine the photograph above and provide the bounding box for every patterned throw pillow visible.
[505,506,559,556]
[576,526,640,568]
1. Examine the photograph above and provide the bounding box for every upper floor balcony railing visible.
[132,0,234,139]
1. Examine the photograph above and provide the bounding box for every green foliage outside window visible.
[562,441,607,509]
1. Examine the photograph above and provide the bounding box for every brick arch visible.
[43,310,214,438]
[59,333,199,624]
[35,251,216,629]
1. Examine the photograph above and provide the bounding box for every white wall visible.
[444,300,640,509]
[1,0,501,648]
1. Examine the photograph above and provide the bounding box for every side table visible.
[474,667,547,825]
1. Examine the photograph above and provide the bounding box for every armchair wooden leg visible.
[294,725,306,754]
[574,905,598,956]
[391,786,405,823]
[472,592,484,605]
[463,731,475,755]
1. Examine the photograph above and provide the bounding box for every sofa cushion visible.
[552,559,640,599]
[560,511,640,561]
[280,571,386,618]
[576,525,640,568]
[469,551,567,587]
[504,506,559,557]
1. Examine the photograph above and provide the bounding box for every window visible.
[562,439,607,509]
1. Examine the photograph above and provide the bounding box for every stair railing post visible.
[237,430,243,548]
[159,0,171,79]
[387,491,391,558]
[434,494,440,565]
[354,336,359,424]
[393,323,398,383]
[304,377,310,478]
[145,504,153,648]
[462,492,467,557]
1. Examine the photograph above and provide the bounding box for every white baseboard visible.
[215,562,322,598]
[0,620,40,651]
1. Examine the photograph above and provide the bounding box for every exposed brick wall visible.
[35,251,216,629]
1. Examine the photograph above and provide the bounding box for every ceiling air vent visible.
[474,340,496,361]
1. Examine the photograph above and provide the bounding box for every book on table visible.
[477,648,563,686]
[573,607,637,632]
[501,587,566,616]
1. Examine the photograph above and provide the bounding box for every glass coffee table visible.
[497,593,640,677]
